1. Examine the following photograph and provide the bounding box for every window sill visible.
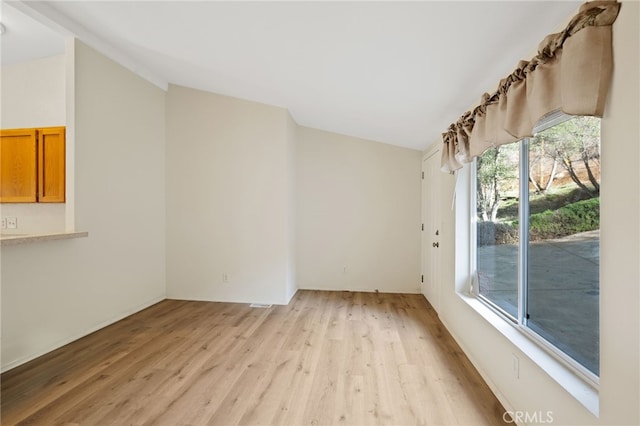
[0,231,88,246]
[457,291,599,417]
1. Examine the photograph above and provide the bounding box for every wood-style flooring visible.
[1,291,508,425]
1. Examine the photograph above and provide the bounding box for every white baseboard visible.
[285,287,299,304]
[438,314,517,422]
[297,286,420,294]
[1,295,166,373]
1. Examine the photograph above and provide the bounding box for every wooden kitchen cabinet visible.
[0,127,65,203]
[38,127,66,202]
[0,128,38,202]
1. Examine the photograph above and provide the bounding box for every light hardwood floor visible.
[1,291,508,425]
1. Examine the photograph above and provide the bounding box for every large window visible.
[473,114,600,380]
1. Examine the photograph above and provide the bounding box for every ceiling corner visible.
[9,0,169,92]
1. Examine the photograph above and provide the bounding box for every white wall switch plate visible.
[7,217,17,229]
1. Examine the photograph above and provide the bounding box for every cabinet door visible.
[0,129,38,202]
[38,127,66,203]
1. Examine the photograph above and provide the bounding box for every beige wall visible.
[1,47,423,370]
[296,126,422,293]
[285,112,298,301]
[165,85,421,302]
[598,2,640,422]
[165,85,295,305]
[0,54,65,128]
[429,3,640,425]
[1,40,166,371]
[6,12,634,424]
[1,54,67,233]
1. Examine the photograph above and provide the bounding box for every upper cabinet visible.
[0,127,65,203]
[0,128,38,202]
[38,127,66,203]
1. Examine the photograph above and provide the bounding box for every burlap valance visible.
[441,1,621,173]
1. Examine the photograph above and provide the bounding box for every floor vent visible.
[249,303,272,308]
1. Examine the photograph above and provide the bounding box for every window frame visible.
[470,112,600,388]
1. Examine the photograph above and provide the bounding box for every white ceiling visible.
[3,1,581,150]
[0,2,65,65]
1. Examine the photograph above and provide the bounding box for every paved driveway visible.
[478,230,599,375]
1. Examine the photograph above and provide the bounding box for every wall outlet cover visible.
[7,217,17,229]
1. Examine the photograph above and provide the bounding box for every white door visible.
[422,150,441,312]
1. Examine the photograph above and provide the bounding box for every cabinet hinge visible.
[421,224,424,231]
[422,171,424,179]
[421,275,424,283]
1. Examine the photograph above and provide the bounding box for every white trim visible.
[285,287,299,304]
[5,0,74,38]
[456,292,599,417]
[1,296,165,373]
[423,140,441,159]
[518,139,529,326]
[421,148,443,312]
[475,286,599,388]
[518,323,599,387]
[9,1,168,91]
[469,158,478,296]
[438,312,519,422]
[466,124,601,413]
[533,110,573,135]
[64,36,76,232]
[296,286,420,295]
[471,128,601,380]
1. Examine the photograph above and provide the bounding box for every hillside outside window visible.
[472,113,600,381]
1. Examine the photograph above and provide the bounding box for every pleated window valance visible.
[441,1,621,173]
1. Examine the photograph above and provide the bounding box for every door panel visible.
[0,129,38,202]
[422,151,441,312]
[38,127,66,202]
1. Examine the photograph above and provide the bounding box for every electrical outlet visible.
[512,353,520,380]
[222,273,229,283]
[1,218,6,229]
[7,217,17,229]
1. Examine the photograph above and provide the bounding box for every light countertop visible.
[0,231,88,246]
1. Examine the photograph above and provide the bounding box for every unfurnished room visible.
[0,1,638,425]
